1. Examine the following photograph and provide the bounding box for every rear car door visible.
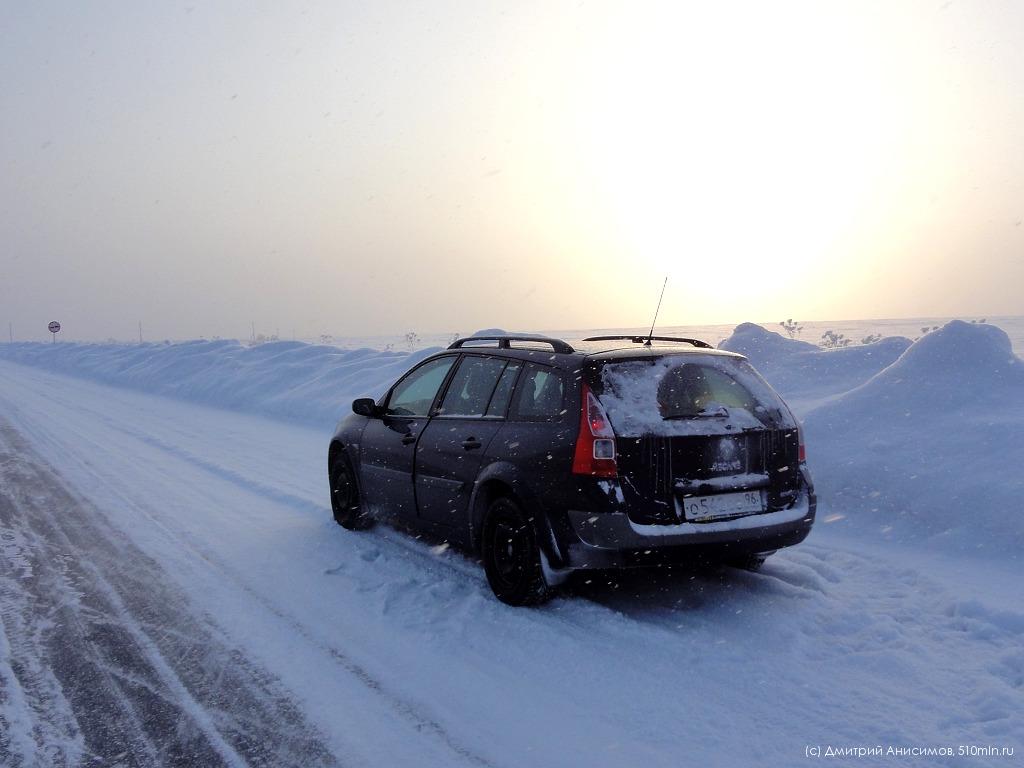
[359,355,457,519]
[415,356,521,529]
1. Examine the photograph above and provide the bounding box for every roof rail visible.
[582,335,714,349]
[448,335,576,354]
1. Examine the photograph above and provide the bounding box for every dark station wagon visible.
[328,334,815,605]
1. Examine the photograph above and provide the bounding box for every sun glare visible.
[563,2,895,317]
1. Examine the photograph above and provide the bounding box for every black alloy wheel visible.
[481,496,549,606]
[329,454,364,530]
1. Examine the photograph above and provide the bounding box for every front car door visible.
[415,356,521,530]
[358,354,457,519]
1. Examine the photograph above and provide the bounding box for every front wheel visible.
[329,454,365,530]
[481,497,549,606]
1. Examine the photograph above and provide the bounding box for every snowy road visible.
[2,359,1021,767]
[0,418,339,767]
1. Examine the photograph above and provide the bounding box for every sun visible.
[564,1,895,317]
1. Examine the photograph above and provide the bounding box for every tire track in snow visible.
[0,419,342,768]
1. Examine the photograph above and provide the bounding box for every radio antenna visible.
[646,276,668,345]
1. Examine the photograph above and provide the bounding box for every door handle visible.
[402,434,417,445]
[461,437,482,450]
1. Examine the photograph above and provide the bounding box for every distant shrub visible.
[247,333,279,347]
[779,319,803,339]
[819,330,851,349]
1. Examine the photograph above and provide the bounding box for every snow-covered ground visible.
[0,318,1021,766]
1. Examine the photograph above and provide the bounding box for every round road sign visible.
[48,321,61,333]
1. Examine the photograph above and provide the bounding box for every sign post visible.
[48,321,61,343]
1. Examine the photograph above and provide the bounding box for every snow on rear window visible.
[598,355,787,437]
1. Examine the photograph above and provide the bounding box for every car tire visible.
[481,496,550,606]
[329,454,365,530]
[727,553,769,572]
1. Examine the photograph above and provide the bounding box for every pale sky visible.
[3,0,1023,342]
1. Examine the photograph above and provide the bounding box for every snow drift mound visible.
[853,319,1023,406]
[719,321,819,363]
[0,340,440,429]
[720,322,912,410]
[803,320,1024,558]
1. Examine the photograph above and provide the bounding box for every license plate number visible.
[680,490,764,522]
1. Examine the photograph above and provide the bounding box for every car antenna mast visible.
[645,276,668,345]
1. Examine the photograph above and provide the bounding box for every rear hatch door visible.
[591,353,801,525]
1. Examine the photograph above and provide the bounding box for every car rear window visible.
[596,355,789,437]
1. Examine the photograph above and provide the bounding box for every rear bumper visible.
[562,484,815,570]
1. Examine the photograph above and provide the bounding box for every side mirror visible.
[352,397,379,417]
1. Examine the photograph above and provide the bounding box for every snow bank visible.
[718,320,1024,558]
[0,339,441,429]
[799,321,1024,557]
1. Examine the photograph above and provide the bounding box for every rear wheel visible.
[727,553,770,572]
[329,454,365,530]
[481,497,549,606]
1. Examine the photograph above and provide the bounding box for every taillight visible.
[784,404,807,463]
[572,384,618,477]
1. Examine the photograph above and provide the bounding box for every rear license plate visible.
[680,490,765,522]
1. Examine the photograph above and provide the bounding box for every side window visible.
[512,365,566,420]
[386,356,456,417]
[486,361,521,417]
[439,356,509,417]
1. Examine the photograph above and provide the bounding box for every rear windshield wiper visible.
[663,405,730,420]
